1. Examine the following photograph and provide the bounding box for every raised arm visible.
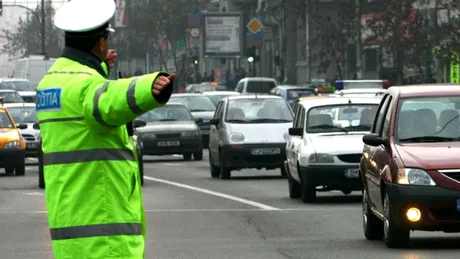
[82,72,173,127]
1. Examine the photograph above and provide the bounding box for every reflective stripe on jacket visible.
[36,47,171,259]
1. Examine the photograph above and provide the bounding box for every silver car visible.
[202,91,240,106]
[4,103,40,157]
[0,78,36,102]
[135,103,203,161]
[208,95,294,179]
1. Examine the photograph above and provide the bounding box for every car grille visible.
[439,169,460,182]
[22,96,35,102]
[22,134,35,141]
[430,208,460,222]
[337,154,362,163]
[156,133,181,139]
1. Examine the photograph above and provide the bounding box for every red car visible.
[360,85,460,248]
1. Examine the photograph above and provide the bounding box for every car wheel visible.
[383,193,410,248]
[193,150,203,161]
[342,189,352,195]
[300,173,316,203]
[219,152,231,180]
[280,166,287,177]
[138,155,144,186]
[5,166,14,175]
[38,147,45,189]
[209,152,220,178]
[183,153,192,161]
[15,161,26,176]
[362,189,383,240]
[287,170,301,199]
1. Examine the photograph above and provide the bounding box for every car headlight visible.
[397,168,436,186]
[181,131,201,137]
[308,153,334,163]
[3,141,21,149]
[229,132,244,142]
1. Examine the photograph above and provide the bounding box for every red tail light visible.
[383,80,390,89]
[317,87,323,93]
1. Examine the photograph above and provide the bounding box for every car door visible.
[289,106,305,181]
[286,105,301,174]
[365,94,392,207]
[209,100,223,162]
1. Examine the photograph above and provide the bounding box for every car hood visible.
[229,123,291,144]
[17,91,36,97]
[190,111,214,120]
[395,142,460,170]
[310,133,367,155]
[0,128,21,142]
[136,121,198,133]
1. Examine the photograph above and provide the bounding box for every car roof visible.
[388,84,460,98]
[240,77,277,82]
[335,88,384,94]
[0,78,30,83]
[202,91,239,95]
[0,89,19,92]
[3,103,35,108]
[171,93,204,97]
[226,95,283,100]
[299,96,381,110]
[164,102,186,106]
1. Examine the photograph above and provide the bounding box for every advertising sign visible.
[114,0,127,28]
[202,12,243,57]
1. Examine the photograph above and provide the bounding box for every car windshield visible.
[0,92,24,103]
[397,97,460,142]
[0,81,34,91]
[195,84,216,92]
[207,94,234,106]
[287,89,316,100]
[138,105,193,122]
[246,81,276,93]
[8,106,38,123]
[170,96,216,112]
[225,98,293,123]
[0,111,14,128]
[306,104,378,133]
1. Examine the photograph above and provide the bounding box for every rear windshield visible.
[246,81,276,93]
[287,89,316,99]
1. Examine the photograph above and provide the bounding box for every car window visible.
[236,82,244,93]
[306,103,378,133]
[293,105,302,128]
[0,110,13,128]
[169,96,216,112]
[371,94,390,134]
[225,98,293,123]
[0,81,34,91]
[381,97,393,138]
[138,105,193,122]
[8,107,38,123]
[207,95,232,106]
[0,92,24,103]
[397,96,460,141]
[245,81,276,93]
[298,107,305,128]
[287,89,316,100]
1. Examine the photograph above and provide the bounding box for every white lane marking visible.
[0,207,358,214]
[24,192,43,196]
[27,158,38,161]
[161,163,183,166]
[144,176,280,211]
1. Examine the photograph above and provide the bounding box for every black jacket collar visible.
[61,47,107,78]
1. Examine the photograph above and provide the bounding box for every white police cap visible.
[54,0,116,32]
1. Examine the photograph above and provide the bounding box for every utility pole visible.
[355,0,362,79]
[40,0,46,57]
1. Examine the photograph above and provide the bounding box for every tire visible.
[362,189,384,240]
[38,146,45,189]
[300,173,316,203]
[280,166,287,177]
[342,189,352,195]
[138,155,144,186]
[383,193,410,248]
[193,150,203,161]
[183,153,192,161]
[15,161,25,176]
[219,152,231,180]
[5,166,14,175]
[209,151,220,178]
[287,170,301,199]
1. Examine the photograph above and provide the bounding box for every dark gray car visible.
[135,103,203,161]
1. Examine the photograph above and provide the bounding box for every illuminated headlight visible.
[397,168,436,186]
[181,131,201,137]
[229,132,244,142]
[308,153,334,163]
[3,141,21,149]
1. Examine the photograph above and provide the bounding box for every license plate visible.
[345,168,360,178]
[251,148,281,155]
[27,143,37,149]
[200,130,209,135]
[157,141,180,147]
[457,199,460,211]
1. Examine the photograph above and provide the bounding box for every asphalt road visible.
[1,152,459,259]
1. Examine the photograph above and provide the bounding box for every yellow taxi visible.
[0,103,27,175]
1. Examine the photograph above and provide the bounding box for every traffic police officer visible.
[35,0,174,258]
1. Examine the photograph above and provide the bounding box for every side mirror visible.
[17,123,28,130]
[288,127,303,136]
[133,119,147,128]
[362,133,387,146]
[210,118,220,126]
[195,118,203,124]
[33,123,40,129]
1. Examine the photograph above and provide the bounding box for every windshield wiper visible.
[249,118,292,123]
[190,109,212,112]
[226,119,249,123]
[157,119,178,122]
[308,124,348,133]
[344,125,371,131]
[399,136,460,142]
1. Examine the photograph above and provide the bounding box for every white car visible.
[331,88,385,98]
[284,97,381,203]
[201,91,240,106]
[0,78,36,102]
[4,103,40,157]
[0,89,26,103]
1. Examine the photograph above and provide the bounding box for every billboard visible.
[114,0,127,28]
[202,12,243,57]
